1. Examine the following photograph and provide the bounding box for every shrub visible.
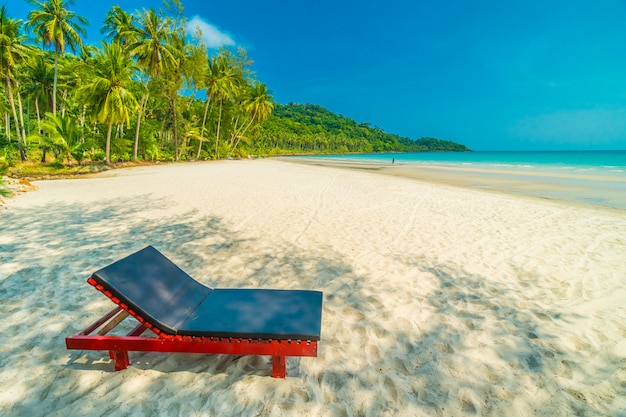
[0,157,11,198]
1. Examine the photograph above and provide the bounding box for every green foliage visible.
[414,137,470,151]
[249,104,470,155]
[0,180,9,197]
[0,155,10,197]
[27,112,80,162]
[0,2,470,170]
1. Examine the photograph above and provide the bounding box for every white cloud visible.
[186,16,235,48]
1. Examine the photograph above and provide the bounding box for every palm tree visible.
[210,55,240,159]
[79,42,139,164]
[147,28,186,161]
[197,55,220,159]
[179,118,204,159]
[127,8,177,161]
[27,112,78,162]
[244,82,274,124]
[21,52,54,126]
[0,5,30,161]
[101,6,136,47]
[26,0,87,116]
[227,81,274,159]
[66,45,98,148]
[18,51,54,161]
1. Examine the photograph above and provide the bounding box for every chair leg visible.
[271,356,286,378]
[110,350,130,371]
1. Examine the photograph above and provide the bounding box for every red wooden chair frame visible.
[66,278,318,378]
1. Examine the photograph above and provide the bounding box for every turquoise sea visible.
[296,151,626,209]
[301,150,626,171]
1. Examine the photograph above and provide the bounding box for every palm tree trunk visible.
[6,77,26,161]
[35,99,41,130]
[52,52,58,116]
[105,122,113,164]
[133,90,149,161]
[79,105,86,144]
[215,98,223,159]
[37,98,46,162]
[230,114,241,146]
[16,84,27,146]
[227,109,258,160]
[5,112,10,142]
[172,96,179,161]
[61,90,67,118]
[197,95,212,159]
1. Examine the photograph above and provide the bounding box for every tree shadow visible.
[1,196,623,416]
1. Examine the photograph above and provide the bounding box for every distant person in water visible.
[392,158,395,164]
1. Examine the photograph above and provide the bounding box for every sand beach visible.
[1,158,625,416]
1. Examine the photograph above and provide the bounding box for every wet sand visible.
[283,157,626,210]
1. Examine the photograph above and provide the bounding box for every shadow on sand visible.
[1,195,621,416]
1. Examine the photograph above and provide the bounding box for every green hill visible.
[250,103,470,155]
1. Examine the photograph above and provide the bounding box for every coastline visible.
[280,156,626,210]
[2,159,626,416]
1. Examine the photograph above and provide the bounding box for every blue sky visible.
[7,0,626,151]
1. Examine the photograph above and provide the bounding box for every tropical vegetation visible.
[0,0,468,176]
[253,103,469,155]
[0,159,10,197]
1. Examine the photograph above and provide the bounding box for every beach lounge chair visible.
[66,246,323,378]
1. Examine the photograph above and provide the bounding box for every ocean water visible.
[302,150,626,172]
[296,151,626,209]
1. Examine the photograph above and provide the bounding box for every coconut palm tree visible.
[19,51,55,161]
[127,8,177,161]
[197,55,220,159]
[245,82,274,124]
[210,55,240,159]
[26,0,87,116]
[79,42,138,164]
[227,81,274,159]
[21,52,54,125]
[0,5,30,161]
[101,6,136,47]
[156,29,185,161]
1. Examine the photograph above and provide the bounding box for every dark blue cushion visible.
[90,246,322,340]
[180,289,323,340]
[91,246,212,334]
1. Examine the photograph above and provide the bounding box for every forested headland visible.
[254,103,469,155]
[0,0,469,189]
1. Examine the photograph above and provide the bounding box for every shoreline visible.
[279,157,626,211]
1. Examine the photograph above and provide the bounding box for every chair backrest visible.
[90,246,212,334]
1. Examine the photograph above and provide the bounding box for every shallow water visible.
[293,151,626,209]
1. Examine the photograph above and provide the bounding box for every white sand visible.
[1,159,625,416]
